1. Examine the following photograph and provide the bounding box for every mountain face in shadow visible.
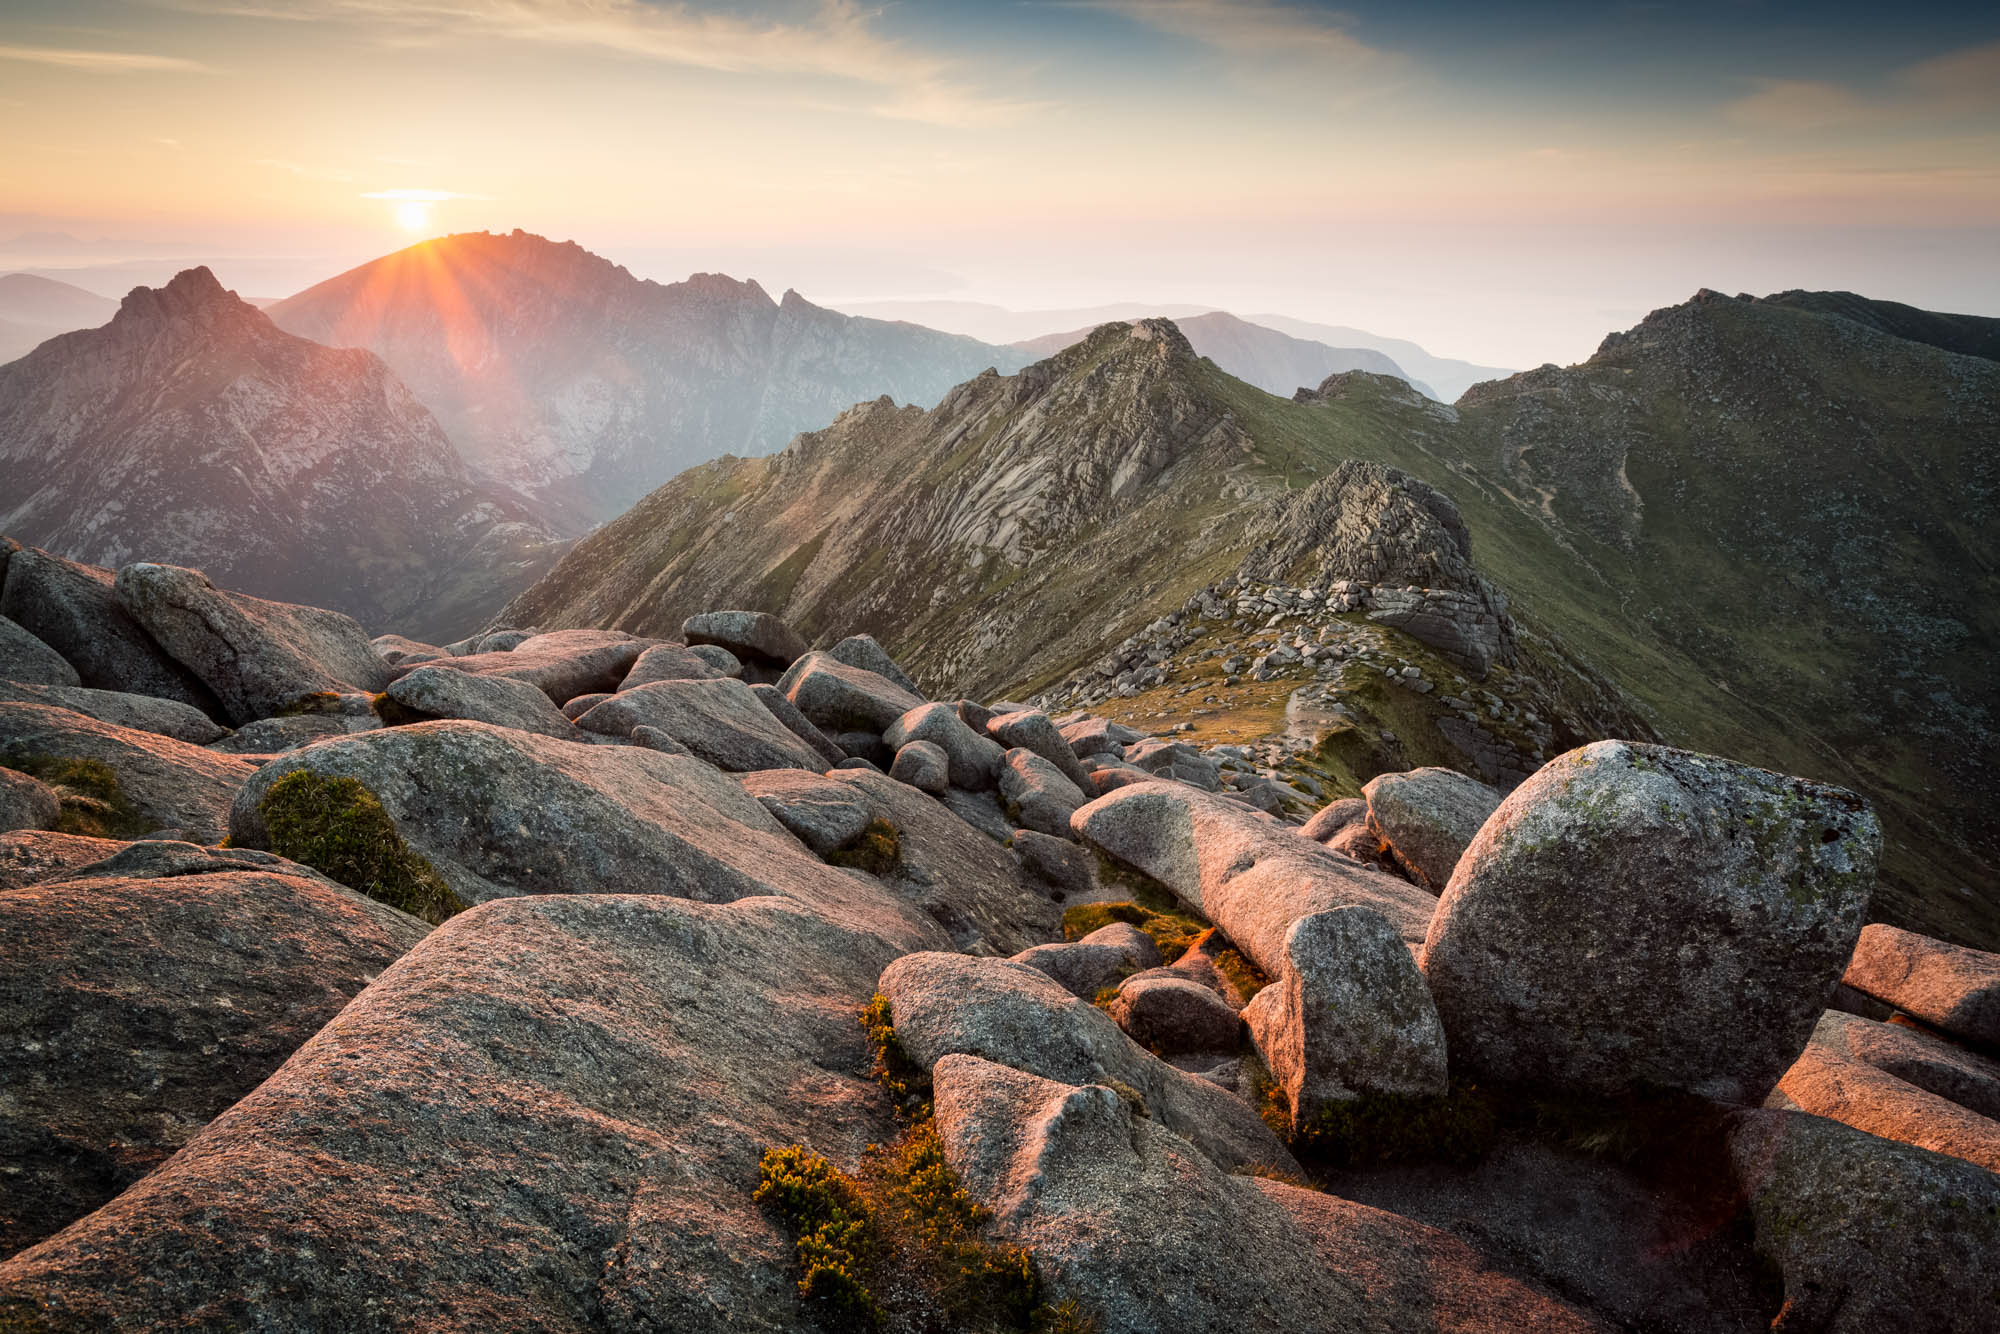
[0,267,561,638]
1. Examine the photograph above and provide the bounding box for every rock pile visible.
[2,543,1996,1333]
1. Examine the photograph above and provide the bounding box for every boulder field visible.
[0,545,1996,1332]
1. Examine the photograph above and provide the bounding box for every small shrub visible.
[369,691,431,727]
[827,819,902,876]
[861,993,931,1116]
[1,753,147,839]
[275,691,343,717]
[1210,944,1270,1002]
[890,1125,1041,1328]
[755,1146,883,1329]
[257,770,465,924]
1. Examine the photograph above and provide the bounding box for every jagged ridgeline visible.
[503,296,2000,950]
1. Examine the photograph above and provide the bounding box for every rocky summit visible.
[503,294,2000,954]
[3,554,1999,1333]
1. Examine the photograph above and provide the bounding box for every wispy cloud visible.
[170,0,1047,127]
[0,44,207,73]
[1728,40,2000,131]
[1086,0,1407,103]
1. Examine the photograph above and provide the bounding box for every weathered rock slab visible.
[1363,766,1501,893]
[1843,924,2000,1051]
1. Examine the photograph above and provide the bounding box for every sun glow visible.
[361,188,466,234]
[394,199,431,231]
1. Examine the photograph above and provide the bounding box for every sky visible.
[2,0,1998,367]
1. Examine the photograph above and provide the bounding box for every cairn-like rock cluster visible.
[2,543,1997,1332]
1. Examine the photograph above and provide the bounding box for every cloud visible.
[169,0,1044,128]
[1091,0,1383,66]
[1728,40,2000,132]
[360,188,490,200]
[0,44,207,73]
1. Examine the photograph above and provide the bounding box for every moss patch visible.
[826,819,902,877]
[1061,900,1207,963]
[257,770,465,925]
[1,753,149,839]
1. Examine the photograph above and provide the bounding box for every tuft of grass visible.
[257,770,465,925]
[275,691,344,717]
[1061,900,1207,963]
[2,753,149,839]
[861,993,931,1118]
[827,819,902,876]
[1209,942,1269,1003]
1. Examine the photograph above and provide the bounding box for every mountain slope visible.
[268,231,1031,530]
[0,268,560,638]
[1013,311,1436,399]
[0,273,117,365]
[502,294,2000,950]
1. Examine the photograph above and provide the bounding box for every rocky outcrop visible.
[0,767,58,833]
[0,615,76,688]
[380,664,577,736]
[0,547,219,714]
[0,845,429,1256]
[575,677,827,771]
[1772,1039,2000,1172]
[1421,742,1879,1102]
[113,562,390,724]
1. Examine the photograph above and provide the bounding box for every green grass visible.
[826,819,902,877]
[1061,900,1207,963]
[1,753,149,839]
[257,771,465,925]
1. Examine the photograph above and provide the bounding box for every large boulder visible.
[778,651,923,735]
[1108,973,1242,1055]
[617,642,724,689]
[824,633,920,694]
[207,697,380,756]
[681,611,809,669]
[1804,1008,2000,1121]
[877,950,1297,1177]
[0,701,256,842]
[0,615,77,688]
[747,682,845,767]
[1771,1039,2000,1173]
[575,677,826,772]
[998,747,1086,838]
[226,721,942,943]
[0,680,226,744]
[1300,796,1367,844]
[1362,767,1502,893]
[1420,741,1879,1103]
[0,844,429,1256]
[0,767,59,833]
[884,702,1004,791]
[931,1054,1604,1334]
[1010,923,1162,1000]
[380,665,576,737]
[1726,1108,2000,1334]
[1060,715,1141,760]
[888,739,949,794]
[0,548,219,714]
[985,709,1092,790]
[1842,924,2000,1050]
[0,890,937,1328]
[112,563,389,725]
[398,629,651,705]
[1244,906,1449,1129]
[0,829,124,889]
[819,767,1060,955]
[738,769,878,858]
[1071,780,1437,980]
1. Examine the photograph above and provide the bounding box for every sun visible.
[361,188,463,235]
[394,199,432,232]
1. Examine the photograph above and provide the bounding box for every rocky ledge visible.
[1,542,1996,1333]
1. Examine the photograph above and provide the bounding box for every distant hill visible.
[0,268,561,638]
[505,291,2000,952]
[1242,313,1514,402]
[0,273,116,364]
[268,231,1030,531]
[1013,310,1437,398]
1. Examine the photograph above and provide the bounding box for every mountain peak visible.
[116,266,241,324]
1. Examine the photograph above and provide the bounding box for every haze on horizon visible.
[3,0,1998,368]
